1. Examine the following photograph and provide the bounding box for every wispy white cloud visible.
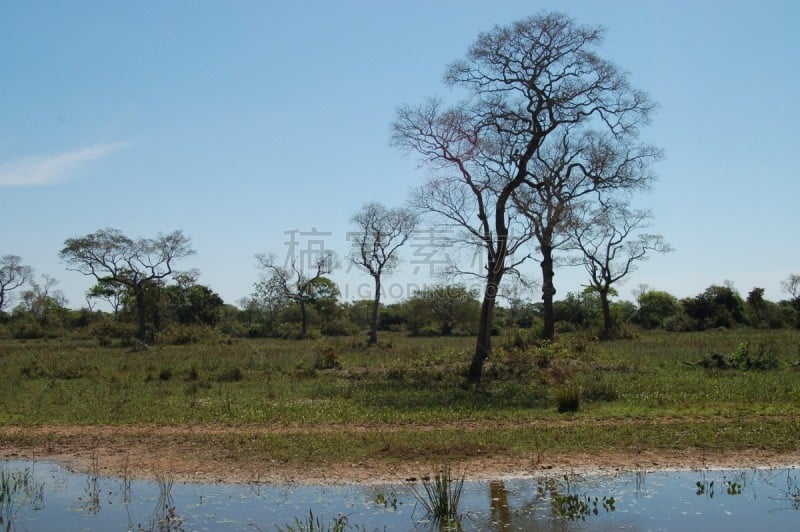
[0,142,130,187]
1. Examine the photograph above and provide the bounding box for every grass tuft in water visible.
[409,465,465,529]
[0,464,45,525]
[274,509,352,531]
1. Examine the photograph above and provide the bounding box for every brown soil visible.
[1,424,797,485]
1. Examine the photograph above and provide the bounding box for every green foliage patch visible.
[0,329,799,466]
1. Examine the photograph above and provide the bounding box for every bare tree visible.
[514,126,661,339]
[348,202,417,344]
[254,251,337,338]
[60,228,195,341]
[0,255,33,313]
[392,12,654,383]
[570,201,671,339]
[782,274,800,308]
[17,274,68,321]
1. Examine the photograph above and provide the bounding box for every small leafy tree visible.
[634,290,680,329]
[162,274,225,327]
[86,279,126,315]
[404,285,480,336]
[682,284,745,330]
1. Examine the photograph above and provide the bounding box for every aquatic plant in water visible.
[549,475,615,522]
[0,465,45,527]
[274,509,351,531]
[409,465,465,529]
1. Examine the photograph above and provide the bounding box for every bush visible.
[501,327,539,351]
[9,318,47,339]
[664,312,695,332]
[695,342,780,370]
[216,365,243,382]
[85,318,136,341]
[314,344,342,370]
[321,318,357,337]
[581,375,619,402]
[556,382,580,412]
[157,324,218,345]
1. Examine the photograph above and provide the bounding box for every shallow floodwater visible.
[2,461,799,530]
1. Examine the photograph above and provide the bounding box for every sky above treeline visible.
[2,1,799,309]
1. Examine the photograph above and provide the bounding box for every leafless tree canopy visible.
[0,255,34,312]
[513,122,662,339]
[569,200,671,338]
[254,250,338,338]
[254,252,336,306]
[392,12,657,382]
[571,202,671,288]
[348,202,417,344]
[782,274,800,302]
[349,202,417,278]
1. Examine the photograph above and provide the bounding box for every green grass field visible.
[1,329,799,467]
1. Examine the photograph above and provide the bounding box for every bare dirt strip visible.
[1,422,797,485]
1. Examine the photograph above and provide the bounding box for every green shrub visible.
[157,324,218,345]
[10,319,47,340]
[502,327,539,350]
[85,318,135,341]
[580,376,619,402]
[320,319,356,337]
[664,313,695,332]
[695,342,780,370]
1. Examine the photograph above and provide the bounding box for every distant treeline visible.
[1,279,798,344]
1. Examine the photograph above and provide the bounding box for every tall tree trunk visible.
[299,300,308,338]
[369,275,380,345]
[135,285,147,341]
[468,272,501,384]
[599,288,612,340]
[540,246,556,340]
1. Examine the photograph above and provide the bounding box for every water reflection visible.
[1,461,799,530]
[489,480,511,527]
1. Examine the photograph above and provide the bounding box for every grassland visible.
[0,329,799,482]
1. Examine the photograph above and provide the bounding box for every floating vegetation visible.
[548,475,615,522]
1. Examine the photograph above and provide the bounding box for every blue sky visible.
[1,1,798,309]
